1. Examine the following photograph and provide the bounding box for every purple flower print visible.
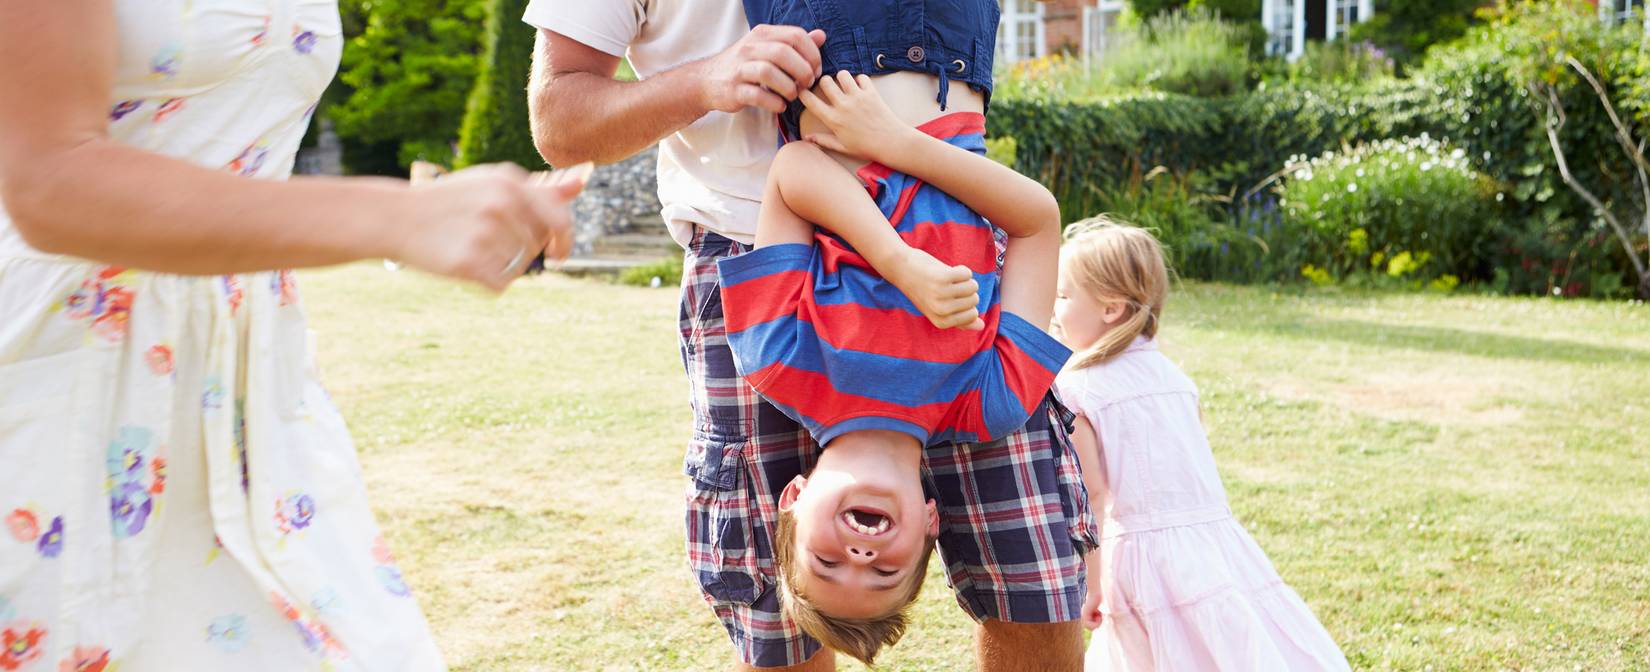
[150,45,181,79]
[376,565,411,597]
[109,100,143,121]
[293,30,318,55]
[110,481,153,538]
[105,427,152,482]
[36,517,63,558]
[206,614,250,653]
[279,494,316,531]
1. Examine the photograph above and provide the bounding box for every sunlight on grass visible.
[299,264,1650,671]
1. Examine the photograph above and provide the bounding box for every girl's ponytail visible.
[1061,218,1170,370]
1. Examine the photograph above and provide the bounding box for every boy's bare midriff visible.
[800,71,986,172]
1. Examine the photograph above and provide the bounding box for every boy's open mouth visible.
[842,508,892,536]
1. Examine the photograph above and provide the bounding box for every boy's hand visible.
[881,247,985,331]
[799,71,916,164]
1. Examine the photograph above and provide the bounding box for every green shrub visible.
[455,0,543,169]
[617,257,684,288]
[1098,9,1252,97]
[1277,136,1504,288]
[1285,40,1396,85]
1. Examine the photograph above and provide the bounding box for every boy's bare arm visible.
[764,142,985,330]
[800,73,1062,240]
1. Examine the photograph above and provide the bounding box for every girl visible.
[1053,221,1351,671]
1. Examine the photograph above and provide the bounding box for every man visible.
[523,3,1096,670]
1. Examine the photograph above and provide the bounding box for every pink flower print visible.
[57,645,110,672]
[145,345,174,376]
[5,510,38,543]
[252,16,271,47]
[149,45,181,79]
[0,622,46,671]
[371,535,396,565]
[220,275,243,314]
[227,143,269,178]
[272,270,298,306]
[152,98,186,123]
[36,517,63,558]
[109,100,143,121]
[90,286,132,342]
[150,457,167,495]
[292,28,318,55]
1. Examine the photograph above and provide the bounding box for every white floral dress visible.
[0,1,444,670]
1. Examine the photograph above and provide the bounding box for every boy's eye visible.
[815,555,839,569]
[874,568,898,577]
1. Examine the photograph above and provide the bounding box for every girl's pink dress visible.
[1056,337,1350,671]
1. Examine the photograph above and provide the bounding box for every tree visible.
[1493,0,1650,298]
[455,0,543,169]
[327,0,486,173]
[1347,0,1490,70]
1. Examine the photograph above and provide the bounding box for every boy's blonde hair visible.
[771,508,937,666]
[1061,217,1171,370]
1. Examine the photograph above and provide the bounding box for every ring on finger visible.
[500,246,527,277]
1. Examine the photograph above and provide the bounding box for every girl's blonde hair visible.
[1061,217,1170,370]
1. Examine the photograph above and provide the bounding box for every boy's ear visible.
[779,475,809,512]
[925,498,940,538]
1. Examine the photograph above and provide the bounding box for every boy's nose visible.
[847,546,876,562]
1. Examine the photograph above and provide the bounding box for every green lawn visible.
[299,263,1650,671]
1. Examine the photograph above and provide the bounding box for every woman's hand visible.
[395,162,589,292]
[799,71,919,164]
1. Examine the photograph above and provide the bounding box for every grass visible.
[298,263,1650,671]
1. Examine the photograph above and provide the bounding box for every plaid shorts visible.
[680,229,1099,668]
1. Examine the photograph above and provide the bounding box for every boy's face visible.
[778,467,939,620]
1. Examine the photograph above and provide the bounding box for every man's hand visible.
[799,71,919,165]
[699,24,826,114]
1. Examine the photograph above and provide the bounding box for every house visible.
[997,0,1126,64]
[1598,0,1650,29]
[1261,0,1373,59]
[995,0,1376,65]
[995,0,1637,67]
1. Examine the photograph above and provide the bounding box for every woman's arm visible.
[0,0,581,291]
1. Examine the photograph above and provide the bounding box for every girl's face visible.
[1053,267,1126,351]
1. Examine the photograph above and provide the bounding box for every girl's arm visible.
[1070,413,1108,630]
[800,72,1061,328]
[0,0,582,292]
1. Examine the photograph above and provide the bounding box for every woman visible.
[0,1,580,669]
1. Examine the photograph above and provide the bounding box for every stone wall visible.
[569,146,662,256]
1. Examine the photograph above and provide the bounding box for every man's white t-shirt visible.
[522,0,775,247]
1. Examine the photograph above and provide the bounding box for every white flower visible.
[1347,183,1359,193]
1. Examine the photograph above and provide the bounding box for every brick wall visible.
[1044,0,1092,54]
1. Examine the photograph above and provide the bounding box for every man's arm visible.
[528,25,825,167]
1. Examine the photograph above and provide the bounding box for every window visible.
[1082,0,1126,62]
[1267,0,1297,57]
[1332,0,1359,39]
[997,0,1046,64]
[1606,0,1643,24]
